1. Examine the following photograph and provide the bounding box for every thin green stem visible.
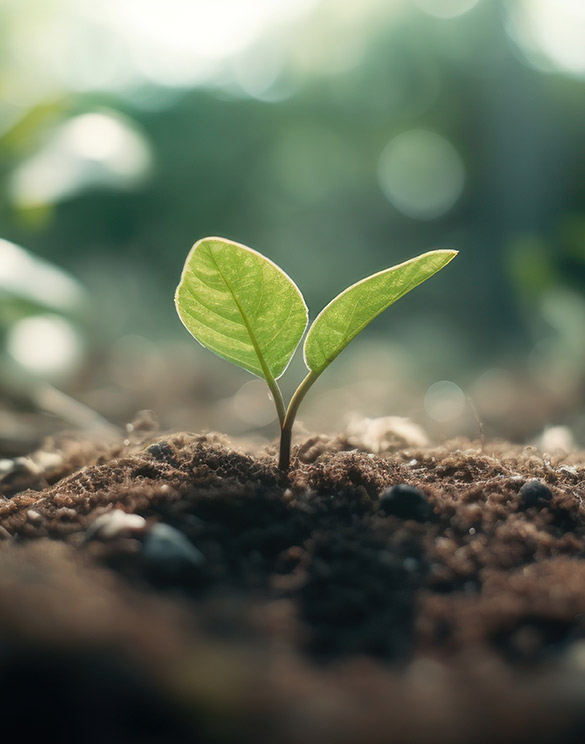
[278,370,321,471]
[266,376,286,428]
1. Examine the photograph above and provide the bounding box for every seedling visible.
[175,237,457,471]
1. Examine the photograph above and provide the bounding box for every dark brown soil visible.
[2,415,585,743]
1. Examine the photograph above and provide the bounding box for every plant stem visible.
[266,376,286,428]
[278,424,293,473]
[278,370,321,471]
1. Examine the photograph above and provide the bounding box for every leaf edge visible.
[303,248,458,374]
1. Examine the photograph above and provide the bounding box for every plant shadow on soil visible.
[2,415,585,743]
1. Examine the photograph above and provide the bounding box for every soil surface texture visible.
[2,413,585,743]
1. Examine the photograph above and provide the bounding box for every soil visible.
[2,413,585,743]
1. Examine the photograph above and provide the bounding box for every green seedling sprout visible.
[175,237,457,471]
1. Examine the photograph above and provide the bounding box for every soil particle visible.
[378,483,435,522]
[146,439,181,467]
[3,426,585,741]
[519,479,554,509]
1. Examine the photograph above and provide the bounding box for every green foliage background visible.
[2,0,585,435]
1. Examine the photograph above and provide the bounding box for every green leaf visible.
[175,237,308,381]
[304,249,458,374]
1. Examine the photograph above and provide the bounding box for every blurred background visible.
[1,0,585,455]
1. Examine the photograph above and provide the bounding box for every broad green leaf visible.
[304,249,458,374]
[175,237,308,381]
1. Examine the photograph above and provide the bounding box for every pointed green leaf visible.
[304,249,458,374]
[175,237,308,381]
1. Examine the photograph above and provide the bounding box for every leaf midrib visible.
[206,246,275,383]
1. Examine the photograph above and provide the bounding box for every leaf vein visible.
[182,284,243,327]
[183,308,254,349]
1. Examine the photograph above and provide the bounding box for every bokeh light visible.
[378,130,465,220]
[506,0,585,77]
[7,314,84,378]
[0,239,85,313]
[424,380,466,423]
[233,379,276,427]
[9,111,152,207]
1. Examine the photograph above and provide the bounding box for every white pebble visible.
[87,509,146,540]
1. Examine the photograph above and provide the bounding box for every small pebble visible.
[146,440,176,464]
[519,479,553,509]
[379,483,434,522]
[142,523,205,582]
[86,509,147,541]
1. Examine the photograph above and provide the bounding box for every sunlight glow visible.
[9,111,152,206]
[2,0,409,100]
[232,41,286,100]
[85,0,318,88]
[506,0,585,77]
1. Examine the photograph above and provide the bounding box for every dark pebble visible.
[519,479,553,509]
[146,441,177,465]
[142,523,205,584]
[379,484,434,522]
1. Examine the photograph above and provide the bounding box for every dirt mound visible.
[2,421,585,742]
